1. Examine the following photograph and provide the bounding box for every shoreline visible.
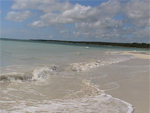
[1,38,149,112]
[106,72,149,113]
[1,38,150,49]
[122,51,150,59]
[106,52,149,113]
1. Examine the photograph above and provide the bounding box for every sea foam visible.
[1,79,134,113]
[3,95,134,113]
[70,57,134,72]
[0,65,61,81]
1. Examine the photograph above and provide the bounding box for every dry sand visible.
[106,51,150,113]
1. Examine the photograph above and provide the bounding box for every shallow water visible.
[0,40,149,113]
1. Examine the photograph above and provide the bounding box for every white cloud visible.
[62,4,94,20]
[5,10,32,22]
[75,18,122,39]
[125,0,149,19]
[98,0,120,17]
[124,0,149,27]
[38,1,73,13]
[6,0,150,42]
[29,1,121,28]
[62,1,120,22]
[71,0,149,42]
[30,4,98,27]
[75,21,102,30]
[49,35,53,38]
[12,0,55,9]
[134,27,150,38]
[12,0,73,13]
[29,13,74,27]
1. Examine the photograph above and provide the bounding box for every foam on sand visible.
[0,79,134,113]
[2,94,133,113]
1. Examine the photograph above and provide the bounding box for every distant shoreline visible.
[0,38,150,49]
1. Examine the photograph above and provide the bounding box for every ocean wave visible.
[32,65,61,81]
[0,72,32,81]
[70,57,134,72]
[0,79,134,113]
[0,65,61,81]
[105,51,121,55]
[0,72,134,113]
[70,60,101,72]
[0,57,134,82]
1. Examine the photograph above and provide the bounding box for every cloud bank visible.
[5,10,32,22]
[5,0,150,43]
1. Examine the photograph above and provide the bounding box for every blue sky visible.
[0,0,149,43]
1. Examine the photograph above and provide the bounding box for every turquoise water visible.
[1,39,145,67]
[0,39,149,113]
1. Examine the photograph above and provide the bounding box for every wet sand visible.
[122,51,150,59]
[106,72,149,113]
[107,51,149,113]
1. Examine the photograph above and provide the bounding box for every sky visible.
[0,0,150,43]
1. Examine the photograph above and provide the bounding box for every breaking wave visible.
[0,79,134,113]
[0,57,135,112]
[0,65,61,81]
[0,56,134,81]
[70,57,134,72]
[0,72,32,81]
[32,65,61,81]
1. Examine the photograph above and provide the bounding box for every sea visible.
[0,39,149,113]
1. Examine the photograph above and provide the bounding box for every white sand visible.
[122,51,150,59]
[106,72,149,113]
[106,51,150,113]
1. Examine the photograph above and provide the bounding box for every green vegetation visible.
[1,38,150,49]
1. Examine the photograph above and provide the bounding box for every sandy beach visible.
[1,39,149,113]
[106,51,149,113]
[106,71,149,113]
[122,51,150,59]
